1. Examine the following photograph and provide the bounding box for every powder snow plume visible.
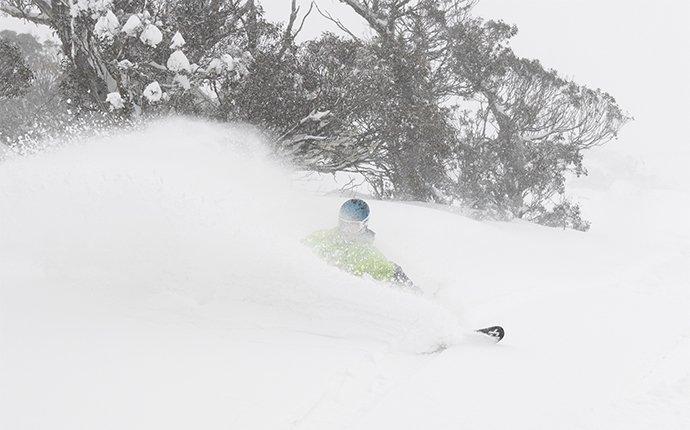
[0,118,465,360]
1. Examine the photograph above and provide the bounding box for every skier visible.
[305,198,505,343]
[305,198,420,293]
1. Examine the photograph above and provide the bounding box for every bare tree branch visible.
[277,0,315,59]
[293,1,315,40]
[314,1,361,41]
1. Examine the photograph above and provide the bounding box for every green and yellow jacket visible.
[304,228,399,282]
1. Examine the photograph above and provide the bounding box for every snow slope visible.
[1,119,688,429]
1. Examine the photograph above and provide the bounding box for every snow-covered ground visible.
[1,119,688,429]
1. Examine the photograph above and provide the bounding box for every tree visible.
[446,18,628,227]
[0,37,33,98]
[0,31,65,146]
[307,0,476,200]
[1,1,629,230]
[0,0,260,116]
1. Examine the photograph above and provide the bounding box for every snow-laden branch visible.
[300,110,331,124]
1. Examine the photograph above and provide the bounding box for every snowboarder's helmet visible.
[339,199,370,224]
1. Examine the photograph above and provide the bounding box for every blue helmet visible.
[339,199,370,223]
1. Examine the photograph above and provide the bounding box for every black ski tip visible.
[475,325,505,343]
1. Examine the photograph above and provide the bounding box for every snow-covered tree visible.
[0,0,259,117]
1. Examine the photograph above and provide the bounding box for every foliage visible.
[445,18,628,223]
[528,200,591,232]
[0,0,259,117]
[291,1,472,200]
[0,36,34,98]
[0,31,69,145]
